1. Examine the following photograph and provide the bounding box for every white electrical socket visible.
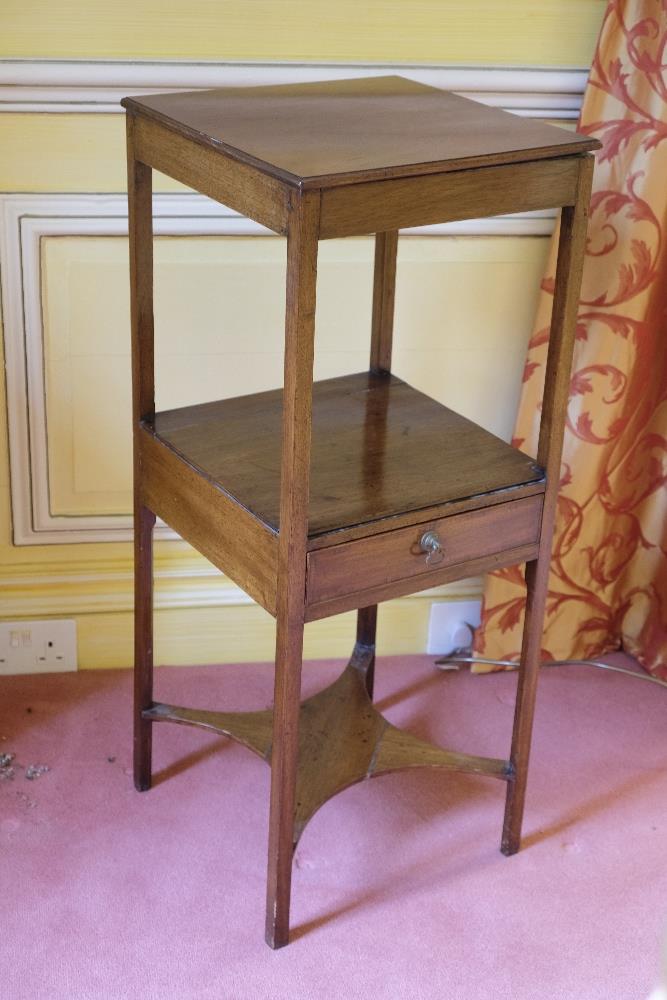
[427,600,482,655]
[0,619,77,675]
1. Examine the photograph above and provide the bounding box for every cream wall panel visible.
[0,476,130,570]
[40,234,548,520]
[1,1,605,65]
[0,326,8,492]
[393,239,550,441]
[18,192,555,546]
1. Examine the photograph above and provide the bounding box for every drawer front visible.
[306,494,543,609]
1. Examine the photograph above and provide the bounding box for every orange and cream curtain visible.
[475,0,667,679]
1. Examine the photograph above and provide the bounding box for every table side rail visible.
[319,155,582,238]
[139,425,279,614]
[130,112,290,236]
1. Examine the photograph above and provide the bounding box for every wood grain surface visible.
[139,427,279,613]
[318,155,580,238]
[122,76,598,190]
[306,494,543,606]
[152,371,545,540]
[143,655,512,853]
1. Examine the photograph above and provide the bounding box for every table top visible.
[122,75,598,190]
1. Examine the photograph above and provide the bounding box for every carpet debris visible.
[25,764,50,781]
[0,752,16,780]
[0,754,51,782]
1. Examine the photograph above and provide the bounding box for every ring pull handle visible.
[419,530,445,567]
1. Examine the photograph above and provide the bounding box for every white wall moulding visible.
[0,59,587,117]
[0,193,555,547]
[0,556,257,618]
[1,194,268,546]
[0,552,481,620]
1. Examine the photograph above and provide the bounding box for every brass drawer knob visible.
[419,530,445,566]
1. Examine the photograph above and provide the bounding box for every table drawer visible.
[306,493,543,609]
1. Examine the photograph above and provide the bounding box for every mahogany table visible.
[121,76,598,948]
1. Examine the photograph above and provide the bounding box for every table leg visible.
[356,231,399,702]
[265,191,320,948]
[502,155,594,854]
[370,230,398,375]
[127,116,156,793]
[133,503,155,791]
[356,606,378,699]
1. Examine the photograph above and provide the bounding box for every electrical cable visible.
[434,654,667,690]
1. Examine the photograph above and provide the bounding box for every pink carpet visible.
[1,654,666,999]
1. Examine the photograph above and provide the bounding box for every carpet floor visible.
[1,653,666,1000]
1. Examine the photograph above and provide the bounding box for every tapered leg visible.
[501,559,545,852]
[126,115,156,793]
[265,191,320,949]
[134,502,156,790]
[265,611,306,948]
[502,155,594,854]
[356,231,399,703]
[356,606,378,698]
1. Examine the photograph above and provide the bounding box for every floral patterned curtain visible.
[475,0,667,680]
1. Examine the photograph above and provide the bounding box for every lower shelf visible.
[144,645,513,845]
[140,370,546,618]
[150,370,545,541]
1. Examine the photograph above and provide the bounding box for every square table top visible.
[122,75,598,190]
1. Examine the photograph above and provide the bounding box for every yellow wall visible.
[0,226,549,666]
[0,115,195,193]
[0,2,605,669]
[1,1,605,65]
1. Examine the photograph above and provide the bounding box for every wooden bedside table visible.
[121,76,598,948]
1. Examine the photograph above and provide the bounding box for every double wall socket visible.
[0,620,77,675]
[427,600,482,655]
